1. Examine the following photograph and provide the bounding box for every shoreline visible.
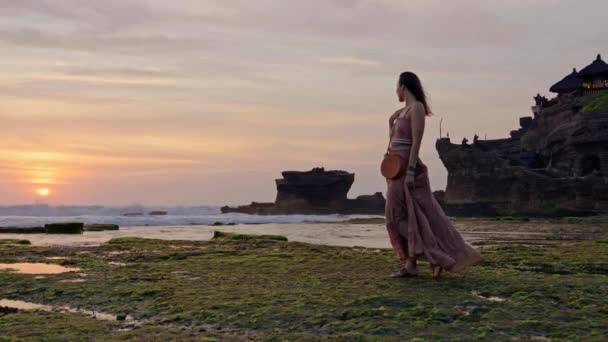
[1,217,606,248]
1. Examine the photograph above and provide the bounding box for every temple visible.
[549,68,582,95]
[550,54,608,95]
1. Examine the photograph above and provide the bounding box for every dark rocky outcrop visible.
[0,227,46,234]
[45,223,84,234]
[123,212,144,217]
[436,91,608,216]
[1,223,119,234]
[210,222,236,226]
[221,167,385,215]
[83,224,120,231]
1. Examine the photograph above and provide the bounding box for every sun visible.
[36,188,52,197]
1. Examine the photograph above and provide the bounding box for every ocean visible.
[0,204,379,228]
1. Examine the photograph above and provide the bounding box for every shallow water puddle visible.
[59,278,86,283]
[472,291,507,302]
[45,256,69,260]
[170,270,200,280]
[0,299,53,311]
[453,304,478,316]
[106,251,128,256]
[0,298,136,323]
[108,262,128,266]
[0,263,80,274]
[56,306,133,322]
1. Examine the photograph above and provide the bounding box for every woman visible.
[385,71,481,278]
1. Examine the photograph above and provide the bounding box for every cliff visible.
[436,91,608,216]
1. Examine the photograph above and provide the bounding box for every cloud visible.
[1,0,606,204]
[54,65,179,78]
[0,28,213,54]
[318,57,381,67]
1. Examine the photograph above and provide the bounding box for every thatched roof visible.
[579,54,608,77]
[549,68,582,94]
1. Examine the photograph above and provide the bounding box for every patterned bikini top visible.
[390,106,414,143]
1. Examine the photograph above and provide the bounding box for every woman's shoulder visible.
[402,101,425,119]
[411,101,425,113]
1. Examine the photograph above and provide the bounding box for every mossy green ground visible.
[1,229,607,341]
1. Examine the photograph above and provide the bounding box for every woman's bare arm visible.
[407,102,426,170]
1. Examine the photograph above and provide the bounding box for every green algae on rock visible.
[212,230,288,241]
[0,232,607,340]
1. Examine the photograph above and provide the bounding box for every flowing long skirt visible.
[384,154,481,272]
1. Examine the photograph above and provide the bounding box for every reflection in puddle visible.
[0,298,136,323]
[0,263,80,274]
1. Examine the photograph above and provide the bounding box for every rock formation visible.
[221,167,386,215]
[83,224,120,231]
[44,222,84,234]
[436,90,608,216]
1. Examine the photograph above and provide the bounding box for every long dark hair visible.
[399,71,432,115]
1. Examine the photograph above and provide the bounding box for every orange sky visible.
[1,1,605,205]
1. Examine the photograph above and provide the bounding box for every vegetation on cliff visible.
[583,91,608,112]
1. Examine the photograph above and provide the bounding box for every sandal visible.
[389,265,418,278]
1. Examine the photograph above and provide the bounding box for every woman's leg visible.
[385,177,416,277]
[385,178,408,263]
